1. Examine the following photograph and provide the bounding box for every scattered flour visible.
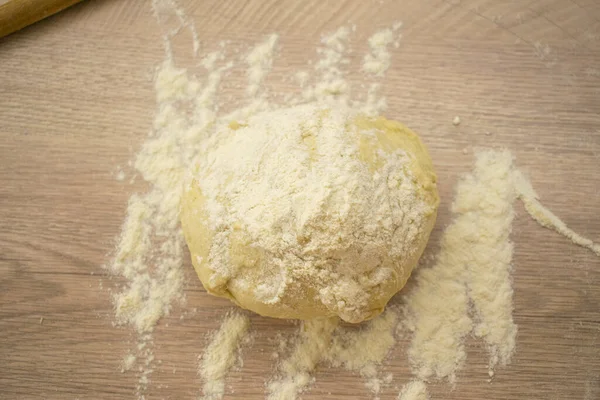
[151,0,200,56]
[227,35,279,121]
[268,308,399,400]
[325,309,399,398]
[360,23,402,115]
[198,312,250,400]
[361,82,388,116]
[302,26,353,106]
[121,353,137,373]
[400,151,599,396]
[460,151,518,373]
[267,318,339,400]
[109,54,232,335]
[107,3,232,396]
[398,380,429,400]
[515,171,600,257]
[115,167,126,181]
[403,150,518,384]
[106,2,600,400]
[362,23,402,76]
[293,71,309,87]
[246,34,279,97]
[533,41,557,67]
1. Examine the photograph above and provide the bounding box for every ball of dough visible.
[180,104,439,323]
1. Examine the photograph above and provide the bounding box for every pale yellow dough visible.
[180,108,439,322]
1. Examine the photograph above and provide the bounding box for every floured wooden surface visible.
[1,0,599,399]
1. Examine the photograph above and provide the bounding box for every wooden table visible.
[1,1,599,399]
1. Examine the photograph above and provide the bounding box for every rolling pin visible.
[0,0,83,38]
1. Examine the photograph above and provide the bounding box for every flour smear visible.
[105,1,600,400]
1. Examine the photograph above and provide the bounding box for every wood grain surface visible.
[1,0,599,399]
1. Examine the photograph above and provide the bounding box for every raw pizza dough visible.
[180,104,439,322]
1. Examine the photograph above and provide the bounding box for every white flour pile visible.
[106,1,600,399]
